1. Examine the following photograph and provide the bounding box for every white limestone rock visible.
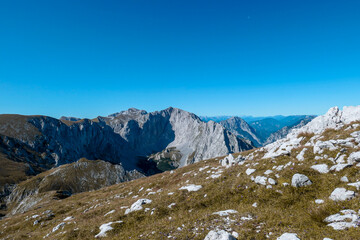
[313,141,337,154]
[204,230,236,240]
[212,209,238,216]
[348,151,360,164]
[347,181,360,190]
[246,168,256,175]
[254,176,268,185]
[95,221,122,238]
[277,233,300,240]
[268,178,277,185]
[125,199,152,214]
[324,209,360,230]
[340,176,349,182]
[296,148,307,161]
[329,188,355,201]
[179,184,202,192]
[291,174,312,187]
[329,163,352,172]
[311,164,329,174]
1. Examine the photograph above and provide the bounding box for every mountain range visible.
[0,105,359,239]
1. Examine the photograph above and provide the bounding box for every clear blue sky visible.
[1,0,359,118]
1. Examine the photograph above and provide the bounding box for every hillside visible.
[1,106,360,239]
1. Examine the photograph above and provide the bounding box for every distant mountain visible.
[249,118,283,143]
[263,116,315,145]
[199,116,233,122]
[216,115,316,146]
[0,108,253,173]
[219,117,261,147]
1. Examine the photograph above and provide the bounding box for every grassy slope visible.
[1,123,360,239]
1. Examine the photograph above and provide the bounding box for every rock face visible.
[291,174,312,187]
[0,107,253,175]
[6,159,143,215]
[220,117,261,147]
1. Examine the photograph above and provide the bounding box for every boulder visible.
[277,233,300,240]
[291,174,312,187]
[311,164,329,174]
[348,151,360,164]
[329,188,355,201]
[204,230,236,240]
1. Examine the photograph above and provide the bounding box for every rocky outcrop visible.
[6,159,143,215]
[261,106,360,160]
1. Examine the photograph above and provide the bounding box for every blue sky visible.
[1,0,360,118]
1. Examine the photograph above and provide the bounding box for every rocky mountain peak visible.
[298,105,360,135]
[59,116,81,122]
[108,108,148,118]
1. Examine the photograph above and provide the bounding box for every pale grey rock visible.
[245,168,256,175]
[347,181,360,190]
[179,184,202,192]
[329,188,355,201]
[277,233,300,240]
[329,163,352,172]
[220,154,237,168]
[340,176,349,182]
[296,148,307,161]
[313,141,337,154]
[204,230,236,240]
[125,199,152,214]
[291,174,312,187]
[95,221,123,238]
[348,151,360,164]
[52,222,66,232]
[268,178,277,185]
[324,209,360,230]
[212,209,238,216]
[254,176,268,185]
[311,164,329,174]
